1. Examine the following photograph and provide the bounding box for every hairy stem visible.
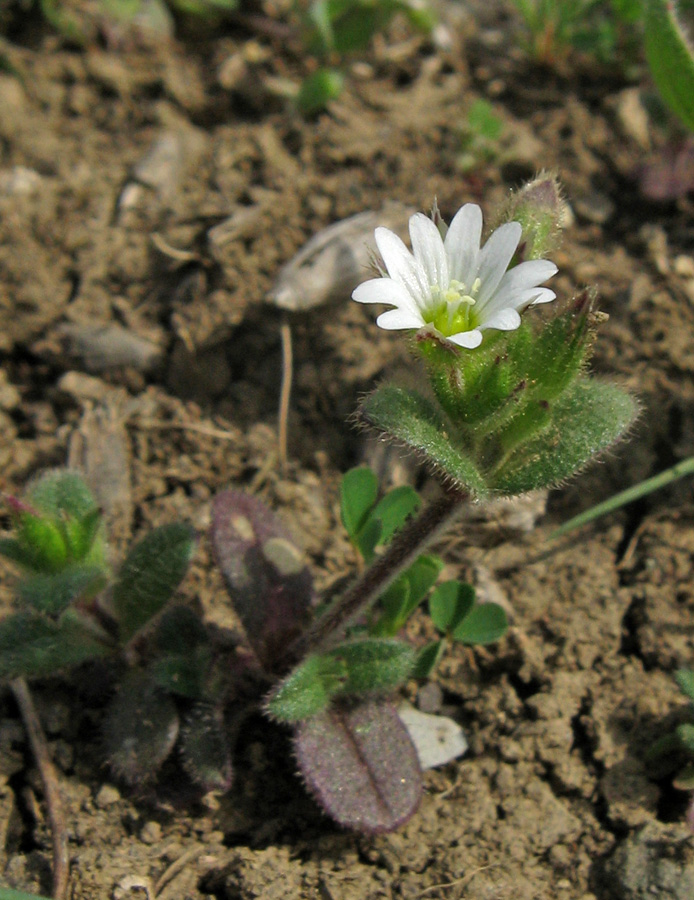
[11,678,69,900]
[289,484,468,661]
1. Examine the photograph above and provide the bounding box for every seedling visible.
[510,0,642,66]
[648,669,694,829]
[293,0,435,113]
[1,176,637,838]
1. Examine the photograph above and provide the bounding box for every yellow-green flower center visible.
[427,278,481,336]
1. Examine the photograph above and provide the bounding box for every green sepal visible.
[675,668,694,702]
[60,506,104,564]
[359,385,488,498]
[15,513,68,574]
[491,378,638,495]
[0,609,112,680]
[645,0,694,133]
[19,565,108,615]
[452,603,508,645]
[411,639,445,679]
[24,469,95,519]
[429,580,476,634]
[112,523,196,643]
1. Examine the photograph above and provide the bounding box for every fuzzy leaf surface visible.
[359,385,488,497]
[211,491,313,672]
[294,699,422,833]
[491,378,637,495]
[112,523,196,642]
[19,565,107,615]
[0,610,111,680]
[103,671,179,784]
[181,704,233,791]
[25,469,97,519]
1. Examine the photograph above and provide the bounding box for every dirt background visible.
[2,1,694,898]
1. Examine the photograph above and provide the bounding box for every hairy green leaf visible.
[112,523,196,642]
[359,385,488,497]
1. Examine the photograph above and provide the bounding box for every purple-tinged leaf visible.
[211,491,313,673]
[103,671,179,784]
[180,703,233,791]
[294,699,422,833]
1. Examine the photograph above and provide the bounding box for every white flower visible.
[352,203,558,349]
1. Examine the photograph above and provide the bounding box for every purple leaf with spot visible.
[211,491,314,673]
[294,698,422,833]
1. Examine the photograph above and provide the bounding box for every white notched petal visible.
[409,213,449,291]
[449,329,483,349]
[375,227,429,305]
[479,308,522,332]
[376,308,425,330]
[529,287,556,305]
[493,259,558,304]
[352,277,421,314]
[475,222,522,307]
[445,204,482,284]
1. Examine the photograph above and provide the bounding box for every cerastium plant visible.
[1,175,637,836]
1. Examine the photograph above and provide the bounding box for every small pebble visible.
[95,784,121,808]
[140,821,162,844]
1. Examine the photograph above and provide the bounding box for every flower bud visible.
[495,171,566,261]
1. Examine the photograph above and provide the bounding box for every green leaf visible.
[112,523,196,642]
[452,603,508,645]
[341,467,378,543]
[266,653,347,723]
[374,555,444,635]
[155,605,208,655]
[645,0,694,132]
[297,68,345,115]
[429,581,475,634]
[332,638,415,695]
[359,385,488,498]
[0,887,53,900]
[0,537,44,571]
[492,378,638,495]
[369,486,421,547]
[356,515,382,563]
[25,469,97,520]
[0,610,111,680]
[411,640,445,679]
[19,565,107,615]
[675,668,694,702]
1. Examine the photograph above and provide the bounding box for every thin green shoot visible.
[550,455,694,539]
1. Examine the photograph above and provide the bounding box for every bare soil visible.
[2,2,694,899]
